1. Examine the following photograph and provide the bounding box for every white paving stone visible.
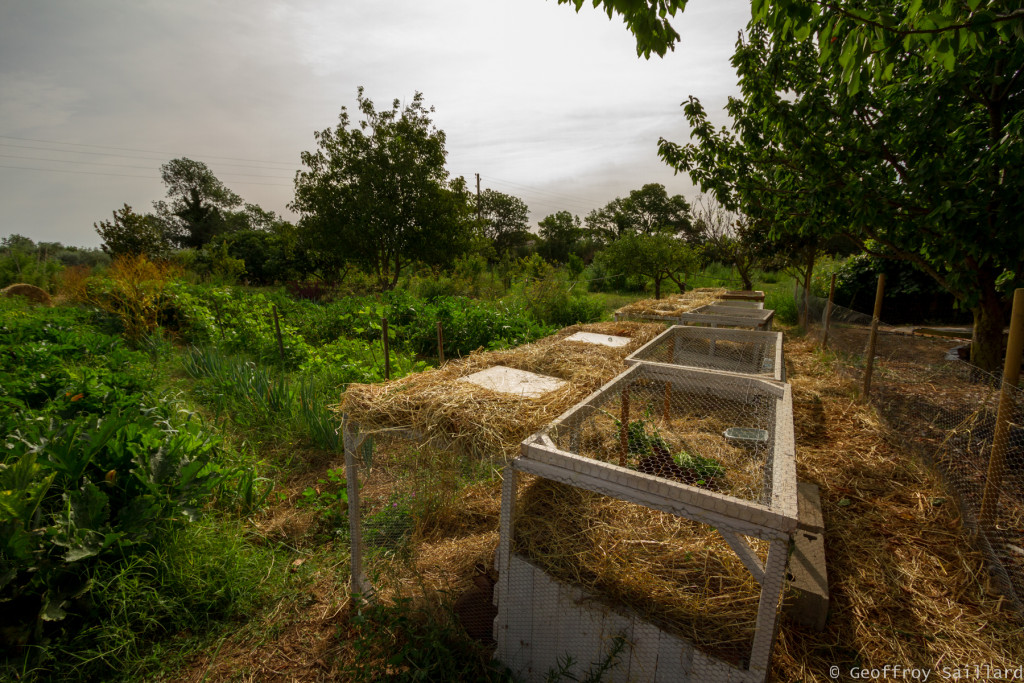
[458,365,567,398]
[565,331,632,347]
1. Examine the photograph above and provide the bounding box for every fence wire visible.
[803,290,1024,614]
[345,431,504,642]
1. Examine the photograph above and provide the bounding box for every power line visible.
[0,164,294,187]
[0,134,299,169]
[0,152,295,180]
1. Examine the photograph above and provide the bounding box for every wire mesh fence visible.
[341,427,505,639]
[802,289,1024,614]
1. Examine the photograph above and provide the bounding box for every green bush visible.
[0,300,253,654]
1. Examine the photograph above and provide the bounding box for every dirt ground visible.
[179,331,1024,682]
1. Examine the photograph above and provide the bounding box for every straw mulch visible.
[773,336,1024,680]
[557,381,770,502]
[339,321,664,461]
[614,287,726,321]
[513,476,765,667]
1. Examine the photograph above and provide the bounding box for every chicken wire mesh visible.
[804,290,1024,614]
[678,304,775,331]
[509,474,764,669]
[625,325,784,382]
[544,365,782,505]
[341,426,506,643]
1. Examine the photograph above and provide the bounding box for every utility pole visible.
[475,173,482,222]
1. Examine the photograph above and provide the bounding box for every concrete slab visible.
[564,331,632,347]
[785,482,828,631]
[797,482,825,535]
[458,366,567,398]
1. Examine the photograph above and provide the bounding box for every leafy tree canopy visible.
[658,20,1023,367]
[95,204,172,259]
[478,189,531,257]
[291,87,473,290]
[585,183,695,242]
[537,211,583,264]
[559,0,1024,90]
[156,158,242,249]
[601,231,698,299]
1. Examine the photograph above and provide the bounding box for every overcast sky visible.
[0,0,749,249]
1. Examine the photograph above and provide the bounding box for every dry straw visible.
[513,475,765,667]
[339,321,664,461]
[614,287,727,322]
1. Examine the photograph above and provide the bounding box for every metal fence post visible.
[862,274,886,397]
[979,288,1024,531]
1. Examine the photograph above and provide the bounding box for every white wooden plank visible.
[502,555,535,676]
[528,563,562,680]
[512,454,795,537]
[655,630,694,683]
[717,528,766,584]
[555,581,585,680]
[629,618,662,682]
[576,594,609,678]
[603,609,634,683]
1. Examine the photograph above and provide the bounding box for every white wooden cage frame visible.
[494,363,797,682]
[624,325,786,383]
[678,304,775,331]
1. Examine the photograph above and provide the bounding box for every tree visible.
[585,183,695,242]
[291,88,473,290]
[659,21,1022,367]
[478,189,530,257]
[94,204,171,258]
[693,195,758,290]
[537,211,582,264]
[156,158,242,249]
[557,0,1023,87]
[601,232,698,299]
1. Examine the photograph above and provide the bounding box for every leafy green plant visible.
[673,451,726,482]
[341,597,514,682]
[296,467,349,535]
[363,492,417,556]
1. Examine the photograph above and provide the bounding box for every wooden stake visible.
[822,273,837,348]
[662,382,672,423]
[272,306,285,366]
[979,288,1024,531]
[382,317,390,381]
[862,274,885,397]
[619,386,630,468]
[437,321,445,365]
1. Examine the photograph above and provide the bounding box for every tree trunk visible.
[653,276,662,299]
[971,289,1007,373]
[735,258,753,290]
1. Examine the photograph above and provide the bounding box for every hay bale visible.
[614,288,726,322]
[1,283,51,306]
[339,321,664,461]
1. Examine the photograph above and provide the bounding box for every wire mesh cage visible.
[720,290,766,303]
[678,304,775,331]
[494,363,797,681]
[715,299,765,310]
[625,326,785,382]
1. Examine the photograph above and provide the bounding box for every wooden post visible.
[437,321,445,365]
[822,274,837,348]
[979,288,1024,531]
[662,382,672,424]
[619,386,630,467]
[862,274,886,397]
[381,317,390,381]
[272,306,286,366]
